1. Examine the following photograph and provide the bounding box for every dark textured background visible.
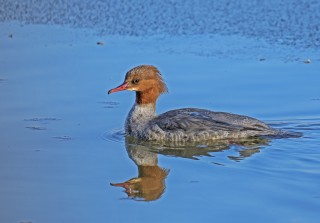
[1,0,320,48]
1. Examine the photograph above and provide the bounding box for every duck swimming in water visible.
[108,65,300,142]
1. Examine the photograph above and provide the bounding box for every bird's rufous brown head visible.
[108,65,168,105]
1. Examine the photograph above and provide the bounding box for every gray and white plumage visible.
[125,105,298,142]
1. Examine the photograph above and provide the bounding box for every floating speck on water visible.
[97,41,104,46]
[304,59,312,63]
[8,33,13,38]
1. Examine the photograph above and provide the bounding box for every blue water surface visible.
[0,1,320,223]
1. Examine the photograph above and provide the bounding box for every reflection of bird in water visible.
[111,138,169,201]
[110,136,270,201]
[125,134,271,161]
[111,165,169,201]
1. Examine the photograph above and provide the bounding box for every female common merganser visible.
[108,65,300,142]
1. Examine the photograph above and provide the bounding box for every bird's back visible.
[144,108,298,142]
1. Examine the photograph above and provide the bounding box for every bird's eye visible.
[132,79,140,84]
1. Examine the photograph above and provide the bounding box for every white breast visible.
[125,103,156,137]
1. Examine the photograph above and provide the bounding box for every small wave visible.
[268,118,320,140]
[24,117,61,122]
[25,126,47,131]
[52,135,73,141]
[102,128,126,143]
[269,118,320,131]
[98,101,120,109]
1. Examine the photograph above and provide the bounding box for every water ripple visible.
[102,128,126,143]
[269,118,320,134]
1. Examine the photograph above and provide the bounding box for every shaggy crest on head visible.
[108,65,301,143]
[125,65,167,92]
[108,65,168,106]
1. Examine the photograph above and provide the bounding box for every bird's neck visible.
[125,90,161,135]
[135,89,159,107]
[125,102,156,135]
